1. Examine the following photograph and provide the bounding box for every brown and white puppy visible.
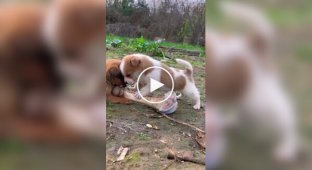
[43,0,105,99]
[205,1,298,166]
[0,4,84,143]
[42,0,106,139]
[0,4,61,119]
[120,54,201,109]
[106,59,132,104]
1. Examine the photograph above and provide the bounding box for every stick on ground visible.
[159,112,205,133]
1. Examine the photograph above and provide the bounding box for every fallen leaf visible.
[117,146,123,155]
[116,147,129,161]
[160,139,167,144]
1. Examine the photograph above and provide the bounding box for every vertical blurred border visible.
[0,0,107,169]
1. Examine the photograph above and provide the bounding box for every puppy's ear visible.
[130,58,141,66]
[106,67,116,81]
[110,67,120,76]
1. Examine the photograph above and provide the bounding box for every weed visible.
[126,152,141,163]
[129,36,164,57]
[138,132,150,141]
[106,35,204,59]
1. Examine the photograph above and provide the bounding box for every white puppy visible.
[205,1,298,165]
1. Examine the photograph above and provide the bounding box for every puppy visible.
[120,54,201,109]
[0,4,61,119]
[205,1,298,166]
[43,0,105,99]
[43,0,107,139]
[106,59,131,104]
[0,4,84,143]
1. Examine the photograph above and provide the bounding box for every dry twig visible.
[159,112,205,133]
[166,148,205,165]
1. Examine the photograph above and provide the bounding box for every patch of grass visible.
[191,60,205,67]
[198,71,206,78]
[106,34,204,58]
[297,45,312,60]
[179,137,190,146]
[107,112,113,119]
[0,139,25,170]
[107,35,164,57]
[268,7,312,26]
[138,132,150,141]
[159,41,204,52]
[126,152,141,163]
[0,138,24,153]
[205,0,312,27]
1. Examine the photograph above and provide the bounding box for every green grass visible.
[0,138,24,153]
[126,152,141,163]
[268,7,312,26]
[106,34,205,61]
[159,41,204,52]
[297,45,312,60]
[138,132,150,141]
[205,0,312,27]
[106,34,204,53]
[0,139,25,170]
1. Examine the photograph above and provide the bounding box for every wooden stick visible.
[124,91,205,133]
[167,149,205,165]
[160,112,205,133]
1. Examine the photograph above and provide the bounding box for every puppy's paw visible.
[112,86,124,97]
[193,104,201,110]
[134,92,142,99]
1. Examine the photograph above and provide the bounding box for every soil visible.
[106,53,206,170]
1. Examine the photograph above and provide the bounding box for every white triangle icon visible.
[150,78,164,93]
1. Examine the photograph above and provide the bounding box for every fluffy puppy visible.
[205,1,298,166]
[106,59,131,104]
[0,4,61,119]
[43,0,107,139]
[120,54,200,109]
[0,4,83,143]
[43,0,105,99]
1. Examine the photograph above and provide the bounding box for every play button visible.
[150,78,164,93]
[136,66,174,104]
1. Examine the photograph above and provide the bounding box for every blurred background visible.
[0,0,105,169]
[206,0,312,169]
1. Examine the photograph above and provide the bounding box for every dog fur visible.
[205,1,298,164]
[43,0,106,100]
[0,4,61,119]
[106,59,132,104]
[120,54,201,109]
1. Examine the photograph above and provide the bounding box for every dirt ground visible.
[106,51,206,169]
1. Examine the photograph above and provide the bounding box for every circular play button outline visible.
[136,66,174,104]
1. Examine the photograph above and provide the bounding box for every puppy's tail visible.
[176,59,193,75]
[220,1,274,55]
